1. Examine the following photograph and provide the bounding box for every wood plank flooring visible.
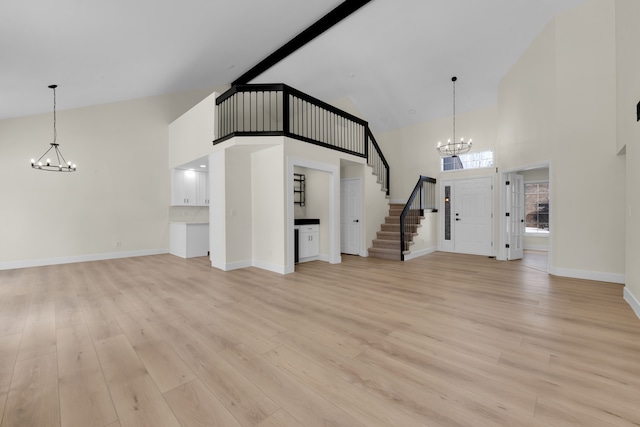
[0,251,639,426]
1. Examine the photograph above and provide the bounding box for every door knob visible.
[353,219,359,222]
[455,218,461,221]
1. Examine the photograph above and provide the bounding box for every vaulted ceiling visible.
[1,0,589,131]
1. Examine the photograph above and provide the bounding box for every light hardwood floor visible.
[0,252,639,426]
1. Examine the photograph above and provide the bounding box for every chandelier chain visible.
[450,78,456,144]
[52,86,57,144]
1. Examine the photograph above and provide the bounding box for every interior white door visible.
[452,177,493,256]
[505,173,525,260]
[340,178,361,255]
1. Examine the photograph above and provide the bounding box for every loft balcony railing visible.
[214,83,389,195]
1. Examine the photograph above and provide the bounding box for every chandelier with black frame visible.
[30,84,76,172]
[436,76,473,158]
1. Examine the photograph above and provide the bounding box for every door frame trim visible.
[439,175,495,256]
[498,161,552,271]
[340,177,362,256]
[286,156,341,274]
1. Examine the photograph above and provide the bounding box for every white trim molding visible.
[215,259,287,275]
[523,245,549,251]
[0,248,169,271]
[549,266,625,284]
[624,287,640,320]
[287,155,341,273]
[216,260,252,271]
[404,246,437,261]
[252,260,287,275]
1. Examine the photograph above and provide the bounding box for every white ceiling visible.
[1,0,589,132]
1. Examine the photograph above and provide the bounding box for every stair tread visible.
[369,247,399,253]
[370,200,429,260]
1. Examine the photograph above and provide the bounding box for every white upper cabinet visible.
[172,169,209,206]
[197,170,209,205]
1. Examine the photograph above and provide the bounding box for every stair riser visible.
[368,252,401,261]
[389,210,422,216]
[376,232,416,242]
[377,232,401,241]
[385,218,422,226]
[381,224,418,232]
[372,240,411,250]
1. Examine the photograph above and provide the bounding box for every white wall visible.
[404,212,438,260]
[168,90,221,169]
[252,145,286,270]
[226,147,254,265]
[209,149,226,270]
[0,88,213,269]
[616,0,640,314]
[372,0,626,286]
[377,106,498,201]
[499,0,625,282]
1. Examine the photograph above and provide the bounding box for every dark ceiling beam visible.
[232,0,373,85]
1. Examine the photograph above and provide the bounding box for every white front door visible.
[441,177,493,256]
[505,173,525,260]
[340,178,361,255]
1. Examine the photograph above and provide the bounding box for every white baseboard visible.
[215,255,334,275]
[217,260,252,271]
[359,250,369,257]
[404,246,437,261]
[549,266,625,284]
[297,255,320,264]
[0,249,169,271]
[624,287,640,320]
[252,260,287,275]
[318,254,331,263]
[523,245,549,251]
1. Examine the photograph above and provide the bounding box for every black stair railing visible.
[366,128,389,195]
[214,83,389,196]
[400,176,437,261]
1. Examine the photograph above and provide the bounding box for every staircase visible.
[368,203,421,260]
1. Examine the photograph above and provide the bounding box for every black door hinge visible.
[506,181,510,185]
[505,212,510,217]
[505,244,510,248]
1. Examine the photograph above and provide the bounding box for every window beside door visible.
[525,182,549,234]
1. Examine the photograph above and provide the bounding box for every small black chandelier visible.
[436,76,473,157]
[31,84,76,172]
